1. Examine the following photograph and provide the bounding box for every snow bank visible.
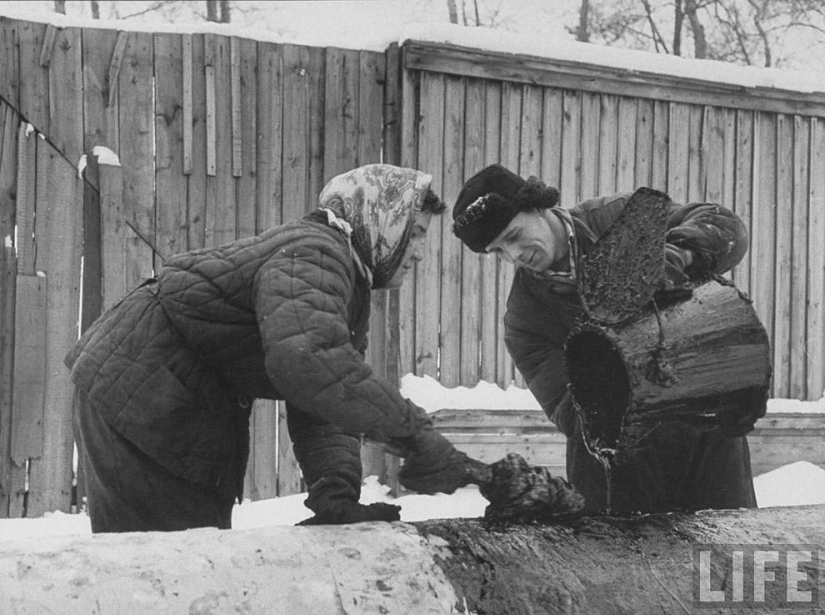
[754,461,825,508]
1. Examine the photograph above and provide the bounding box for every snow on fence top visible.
[2,6,824,96]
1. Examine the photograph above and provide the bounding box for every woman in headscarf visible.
[67,164,473,532]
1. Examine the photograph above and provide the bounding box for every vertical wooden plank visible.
[10,276,46,463]
[701,106,725,203]
[244,399,278,502]
[306,47,326,208]
[0,105,22,517]
[578,92,600,201]
[99,160,125,310]
[382,46,404,498]
[323,47,360,182]
[414,71,444,379]
[182,34,193,175]
[750,111,777,378]
[236,37,257,239]
[154,33,187,264]
[733,110,754,293]
[687,105,704,202]
[722,109,737,207]
[359,50,388,425]
[397,63,418,379]
[540,88,563,191]
[0,18,20,109]
[519,84,542,177]
[559,90,580,208]
[11,125,44,471]
[14,124,35,274]
[651,100,669,192]
[204,33,235,246]
[616,97,636,192]
[118,31,155,286]
[807,118,825,399]
[47,26,83,166]
[82,28,119,181]
[513,83,542,388]
[598,94,618,195]
[276,402,303,496]
[498,82,522,387]
[255,42,283,233]
[772,114,794,398]
[27,144,82,516]
[230,36,243,179]
[361,50,388,401]
[790,116,810,399]
[460,78,484,386]
[187,34,207,249]
[281,44,311,220]
[479,81,501,384]
[357,50,384,165]
[667,103,690,202]
[635,98,654,189]
[439,75,465,388]
[17,20,49,134]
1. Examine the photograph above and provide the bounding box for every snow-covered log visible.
[2,505,824,614]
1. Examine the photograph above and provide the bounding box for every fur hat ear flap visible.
[512,177,560,211]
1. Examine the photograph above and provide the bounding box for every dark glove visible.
[655,244,695,301]
[297,501,401,525]
[396,424,471,495]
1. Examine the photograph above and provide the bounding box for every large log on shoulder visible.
[2,505,823,614]
[566,279,772,461]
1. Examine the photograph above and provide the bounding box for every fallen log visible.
[2,505,823,614]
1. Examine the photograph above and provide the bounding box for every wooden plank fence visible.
[0,16,824,516]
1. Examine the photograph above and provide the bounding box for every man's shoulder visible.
[568,191,633,235]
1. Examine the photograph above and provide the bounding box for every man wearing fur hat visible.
[452,164,756,515]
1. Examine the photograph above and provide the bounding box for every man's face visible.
[485,209,568,273]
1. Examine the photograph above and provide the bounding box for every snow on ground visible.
[0,375,822,541]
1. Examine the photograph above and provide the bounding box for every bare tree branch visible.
[684,0,707,58]
[639,0,670,53]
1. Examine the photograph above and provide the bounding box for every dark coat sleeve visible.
[252,233,429,443]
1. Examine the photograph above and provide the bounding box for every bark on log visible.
[2,505,823,614]
[566,279,771,461]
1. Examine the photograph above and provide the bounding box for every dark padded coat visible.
[65,215,430,500]
[504,193,758,514]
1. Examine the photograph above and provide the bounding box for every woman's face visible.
[385,210,435,288]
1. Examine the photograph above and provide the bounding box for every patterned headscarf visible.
[318,164,433,288]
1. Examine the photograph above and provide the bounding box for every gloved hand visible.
[297,501,401,525]
[655,244,695,301]
[396,424,471,495]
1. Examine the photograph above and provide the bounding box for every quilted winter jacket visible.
[65,215,430,494]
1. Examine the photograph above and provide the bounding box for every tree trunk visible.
[446,0,459,24]
[577,0,590,42]
[1,506,823,614]
[206,0,218,23]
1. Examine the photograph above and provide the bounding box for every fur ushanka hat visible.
[451,164,561,253]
